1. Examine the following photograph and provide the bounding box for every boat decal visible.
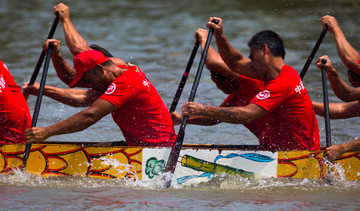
[145,157,165,179]
[177,153,259,184]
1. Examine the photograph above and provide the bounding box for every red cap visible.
[69,50,110,88]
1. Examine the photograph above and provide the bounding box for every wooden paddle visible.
[163,20,218,188]
[320,58,331,147]
[22,42,54,169]
[24,14,59,101]
[169,41,200,113]
[299,28,327,80]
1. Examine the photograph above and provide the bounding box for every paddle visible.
[320,58,331,147]
[22,42,54,169]
[163,20,218,188]
[24,14,59,100]
[169,41,200,113]
[299,28,327,80]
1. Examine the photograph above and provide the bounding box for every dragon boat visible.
[0,142,359,185]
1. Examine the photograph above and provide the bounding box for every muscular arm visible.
[55,3,91,56]
[25,99,117,143]
[194,28,239,93]
[23,82,101,107]
[205,46,240,94]
[182,102,267,125]
[61,17,91,55]
[312,101,360,119]
[326,66,360,102]
[321,15,360,74]
[207,18,255,79]
[42,86,102,107]
[51,51,76,84]
[316,55,360,102]
[325,138,360,161]
[172,100,227,126]
[332,26,360,74]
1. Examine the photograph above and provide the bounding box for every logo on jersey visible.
[2,63,8,71]
[256,90,270,100]
[105,83,116,94]
[0,75,5,93]
[142,79,150,87]
[295,81,305,94]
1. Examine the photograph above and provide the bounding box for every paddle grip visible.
[321,58,327,65]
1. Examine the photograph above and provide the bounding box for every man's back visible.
[250,65,320,150]
[100,65,176,147]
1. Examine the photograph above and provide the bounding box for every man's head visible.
[247,30,286,80]
[348,69,360,88]
[247,30,286,60]
[69,50,111,88]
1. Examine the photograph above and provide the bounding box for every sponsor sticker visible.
[105,83,116,94]
[256,90,270,100]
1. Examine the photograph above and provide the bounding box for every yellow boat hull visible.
[1,143,359,184]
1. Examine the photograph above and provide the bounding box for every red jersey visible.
[0,61,31,144]
[0,61,31,123]
[250,65,320,150]
[99,65,176,146]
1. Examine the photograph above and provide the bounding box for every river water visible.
[0,0,360,210]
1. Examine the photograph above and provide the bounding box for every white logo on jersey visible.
[0,75,5,93]
[256,90,270,100]
[3,63,8,70]
[142,80,150,87]
[105,83,116,94]
[295,81,305,94]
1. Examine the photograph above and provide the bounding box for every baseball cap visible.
[69,49,110,88]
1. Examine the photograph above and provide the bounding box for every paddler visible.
[0,60,31,144]
[311,16,360,160]
[313,56,360,160]
[174,17,320,151]
[23,3,176,147]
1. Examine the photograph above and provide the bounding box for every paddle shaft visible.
[24,14,59,100]
[165,22,217,177]
[22,42,54,169]
[320,58,331,147]
[300,29,327,80]
[169,41,200,113]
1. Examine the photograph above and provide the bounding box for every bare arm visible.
[171,110,221,126]
[312,101,360,119]
[195,28,240,94]
[316,55,360,102]
[54,3,91,55]
[182,102,267,125]
[25,99,117,143]
[324,139,360,161]
[43,39,76,84]
[206,17,255,79]
[320,16,360,74]
[23,82,102,107]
